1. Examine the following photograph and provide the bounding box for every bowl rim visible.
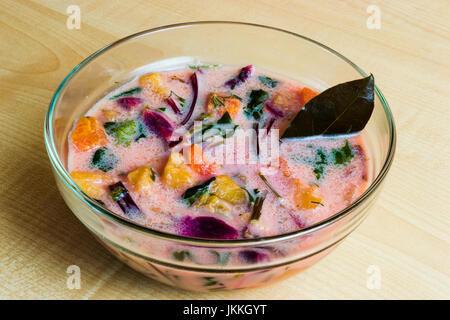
[44,21,396,247]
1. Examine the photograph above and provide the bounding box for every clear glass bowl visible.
[44,22,396,291]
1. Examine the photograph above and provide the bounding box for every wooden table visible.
[0,0,448,299]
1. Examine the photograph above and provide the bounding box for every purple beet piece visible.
[142,109,174,139]
[264,101,284,117]
[179,216,239,240]
[238,65,253,82]
[225,65,253,88]
[180,73,199,126]
[225,78,239,88]
[239,250,269,264]
[116,97,142,110]
[109,182,142,217]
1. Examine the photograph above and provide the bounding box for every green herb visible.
[104,119,138,146]
[258,75,279,88]
[258,172,282,199]
[250,194,266,221]
[198,112,212,120]
[91,147,118,172]
[242,187,261,205]
[210,250,231,266]
[229,94,242,101]
[135,120,148,142]
[172,250,193,262]
[313,166,324,180]
[109,87,142,100]
[316,149,327,165]
[244,89,269,120]
[169,91,186,108]
[182,178,216,206]
[211,94,226,109]
[313,149,328,180]
[151,169,156,182]
[158,108,167,112]
[332,140,354,165]
[217,111,233,124]
[189,64,221,70]
[109,185,126,201]
[210,94,242,109]
[282,75,374,138]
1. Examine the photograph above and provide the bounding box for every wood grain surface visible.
[0,0,449,299]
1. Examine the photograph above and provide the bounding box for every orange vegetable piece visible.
[301,87,319,107]
[223,97,241,118]
[71,171,114,199]
[293,180,323,210]
[162,152,195,190]
[103,109,120,122]
[138,73,169,98]
[127,165,155,194]
[186,144,219,176]
[209,175,247,205]
[206,93,241,119]
[70,117,107,152]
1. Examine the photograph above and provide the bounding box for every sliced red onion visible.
[168,136,183,148]
[109,182,141,217]
[179,216,238,240]
[116,97,142,110]
[288,212,306,229]
[142,109,174,139]
[180,73,198,126]
[266,118,275,133]
[264,101,284,117]
[166,97,181,114]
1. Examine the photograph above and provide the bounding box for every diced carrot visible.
[301,87,319,107]
[292,179,323,210]
[206,93,241,119]
[70,117,107,152]
[187,144,219,176]
[224,97,241,118]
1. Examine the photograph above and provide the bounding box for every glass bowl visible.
[44,22,396,291]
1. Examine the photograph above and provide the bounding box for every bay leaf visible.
[282,74,374,138]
